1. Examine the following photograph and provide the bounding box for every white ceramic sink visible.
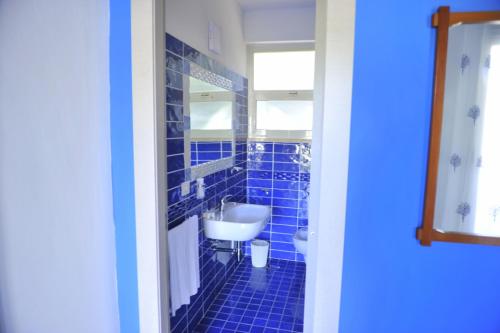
[203,203,271,241]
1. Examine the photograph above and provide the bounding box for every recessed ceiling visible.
[237,0,315,11]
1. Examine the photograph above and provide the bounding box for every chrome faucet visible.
[231,166,243,174]
[221,194,233,213]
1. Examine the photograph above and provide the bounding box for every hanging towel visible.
[168,215,200,316]
[185,215,201,292]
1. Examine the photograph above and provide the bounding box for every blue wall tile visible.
[166,138,184,155]
[272,198,298,208]
[272,224,297,235]
[166,69,183,90]
[222,142,232,151]
[273,179,300,190]
[272,216,298,226]
[248,170,272,179]
[273,153,299,163]
[197,142,221,151]
[273,207,298,217]
[166,87,183,105]
[248,188,271,198]
[248,178,272,188]
[273,143,299,154]
[191,141,234,165]
[166,121,184,139]
[166,34,183,56]
[165,33,249,333]
[166,104,183,122]
[273,189,299,200]
[167,187,182,205]
[247,141,310,262]
[274,162,300,172]
[248,161,273,171]
[248,196,272,205]
[166,51,183,73]
[167,154,184,173]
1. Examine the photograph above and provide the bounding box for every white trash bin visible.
[251,239,269,268]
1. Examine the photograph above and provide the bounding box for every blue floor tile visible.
[194,258,305,332]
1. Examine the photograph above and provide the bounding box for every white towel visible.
[185,216,201,291]
[168,215,200,316]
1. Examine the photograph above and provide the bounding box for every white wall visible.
[0,1,120,333]
[243,6,316,43]
[165,0,247,75]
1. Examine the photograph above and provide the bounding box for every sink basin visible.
[203,203,271,241]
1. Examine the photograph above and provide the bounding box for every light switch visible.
[208,21,222,55]
[181,181,191,196]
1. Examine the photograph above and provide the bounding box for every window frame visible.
[248,44,315,141]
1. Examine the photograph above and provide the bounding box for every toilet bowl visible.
[293,228,308,263]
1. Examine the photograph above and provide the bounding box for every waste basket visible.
[251,239,269,268]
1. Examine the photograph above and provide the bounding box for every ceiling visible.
[236,0,315,11]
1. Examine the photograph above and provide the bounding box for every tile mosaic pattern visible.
[246,142,311,262]
[194,258,306,333]
[166,33,249,333]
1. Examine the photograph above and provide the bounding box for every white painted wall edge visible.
[304,0,356,332]
[131,0,169,332]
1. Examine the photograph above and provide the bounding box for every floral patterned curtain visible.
[434,23,500,236]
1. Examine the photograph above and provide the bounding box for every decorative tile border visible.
[190,63,234,91]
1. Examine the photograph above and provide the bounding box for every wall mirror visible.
[418,7,500,246]
[183,65,236,177]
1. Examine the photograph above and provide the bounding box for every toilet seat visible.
[293,228,308,262]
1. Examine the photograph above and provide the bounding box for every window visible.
[253,51,315,90]
[250,49,315,138]
[256,100,313,131]
[190,101,232,130]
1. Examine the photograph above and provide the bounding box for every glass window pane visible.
[254,51,315,91]
[256,100,313,131]
[190,101,232,130]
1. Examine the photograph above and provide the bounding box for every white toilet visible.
[293,228,308,263]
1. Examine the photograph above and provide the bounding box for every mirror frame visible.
[417,6,500,246]
[184,74,236,171]
[181,63,240,180]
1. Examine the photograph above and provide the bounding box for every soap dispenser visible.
[196,177,205,199]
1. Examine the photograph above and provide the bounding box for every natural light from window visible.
[253,50,315,133]
[256,100,313,131]
[254,51,315,91]
[474,44,500,236]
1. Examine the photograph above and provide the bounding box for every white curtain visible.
[434,23,500,236]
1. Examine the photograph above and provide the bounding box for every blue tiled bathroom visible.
[160,2,500,333]
[165,6,312,329]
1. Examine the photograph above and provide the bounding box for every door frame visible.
[130,0,169,332]
[129,0,357,331]
[304,0,356,331]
